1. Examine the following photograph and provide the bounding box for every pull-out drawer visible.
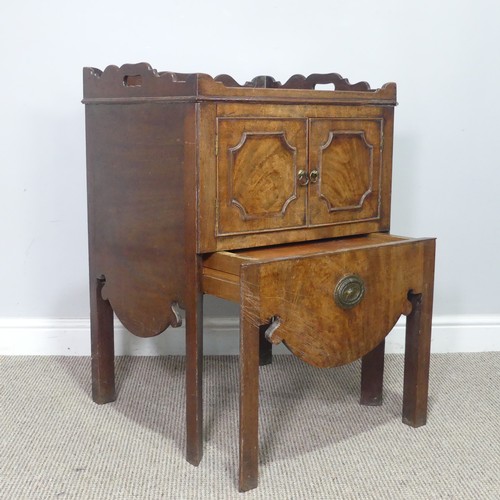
[203,233,435,368]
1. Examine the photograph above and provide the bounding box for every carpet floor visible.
[0,353,499,499]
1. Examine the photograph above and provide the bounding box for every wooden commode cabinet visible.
[83,64,435,492]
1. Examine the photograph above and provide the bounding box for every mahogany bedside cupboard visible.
[83,63,435,492]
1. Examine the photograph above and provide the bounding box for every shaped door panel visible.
[217,119,307,235]
[309,119,382,226]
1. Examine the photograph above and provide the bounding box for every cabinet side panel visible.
[85,102,193,337]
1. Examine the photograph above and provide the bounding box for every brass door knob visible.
[309,169,319,183]
[297,170,309,186]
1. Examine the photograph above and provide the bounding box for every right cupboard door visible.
[308,119,383,227]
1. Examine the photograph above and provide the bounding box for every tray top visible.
[82,62,396,105]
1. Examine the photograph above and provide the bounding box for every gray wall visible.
[1,1,499,341]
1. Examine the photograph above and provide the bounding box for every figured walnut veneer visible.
[203,234,434,369]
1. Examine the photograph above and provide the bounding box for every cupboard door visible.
[308,119,382,226]
[217,119,307,235]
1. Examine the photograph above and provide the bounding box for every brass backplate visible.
[334,274,365,309]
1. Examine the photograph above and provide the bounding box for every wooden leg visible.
[360,339,385,406]
[186,265,203,466]
[90,275,115,404]
[259,324,272,366]
[239,306,260,492]
[183,104,204,466]
[403,241,435,427]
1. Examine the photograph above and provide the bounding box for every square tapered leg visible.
[90,276,115,404]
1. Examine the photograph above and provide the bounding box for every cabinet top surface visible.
[82,62,397,105]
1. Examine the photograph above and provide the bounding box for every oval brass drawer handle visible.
[334,274,365,309]
[309,169,319,183]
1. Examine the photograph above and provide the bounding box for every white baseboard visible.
[0,315,499,356]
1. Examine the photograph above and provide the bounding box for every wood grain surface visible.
[83,63,397,105]
[199,103,393,252]
[84,65,432,494]
[217,119,307,234]
[203,236,435,368]
[308,118,382,226]
[86,102,192,337]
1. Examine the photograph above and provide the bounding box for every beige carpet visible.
[0,353,499,499]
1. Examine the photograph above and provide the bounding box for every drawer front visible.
[240,239,433,368]
[216,118,307,235]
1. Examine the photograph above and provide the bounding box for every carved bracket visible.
[264,316,283,344]
[99,275,183,337]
